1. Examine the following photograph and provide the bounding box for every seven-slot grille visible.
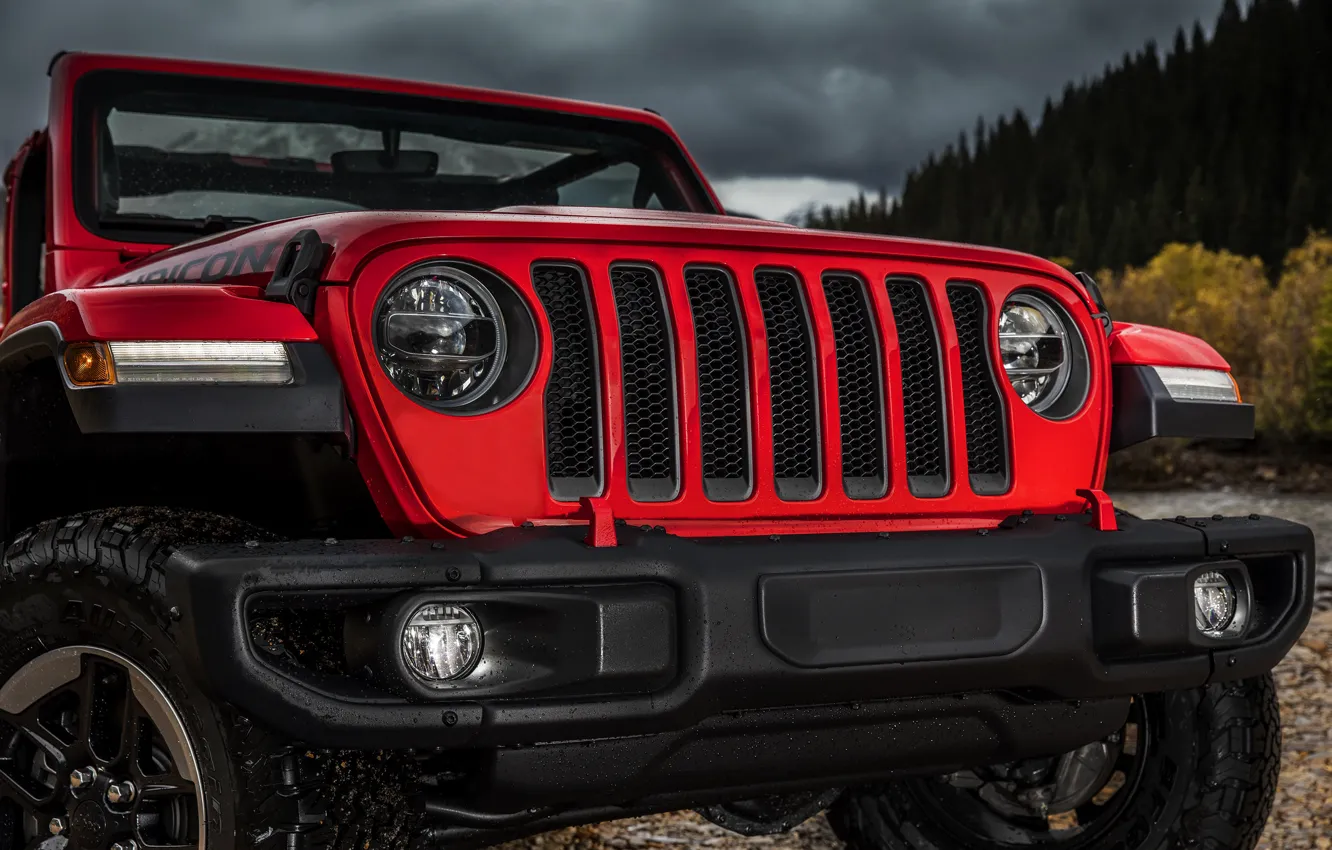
[532,264,602,501]
[609,264,680,502]
[755,270,821,501]
[534,264,1011,504]
[685,267,753,501]
[947,283,1010,494]
[824,274,888,499]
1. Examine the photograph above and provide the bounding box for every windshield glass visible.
[77,71,712,241]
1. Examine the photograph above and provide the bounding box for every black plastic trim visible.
[450,693,1128,823]
[532,262,604,501]
[0,322,62,371]
[823,273,888,501]
[1110,364,1255,451]
[1092,558,1255,659]
[610,263,681,502]
[0,324,345,435]
[885,277,949,498]
[66,341,345,434]
[760,564,1042,666]
[163,513,1312,751]
[755,268,822,502]
[264,228,328,317]
[946,282,1011,496]
[342,585,676,700]
[684,265,754,503]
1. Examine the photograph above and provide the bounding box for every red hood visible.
[491,205,797,228]
[91,208,1078,291]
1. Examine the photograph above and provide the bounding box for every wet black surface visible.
[1114,491,1332,590]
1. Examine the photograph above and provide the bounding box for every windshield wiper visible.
[100,213,264,235]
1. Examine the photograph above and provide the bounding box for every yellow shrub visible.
[1266,234,1332,436]
[1101,243,1269,388]
[1098,236,1332,439]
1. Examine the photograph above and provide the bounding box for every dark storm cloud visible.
[0,0,1222,191]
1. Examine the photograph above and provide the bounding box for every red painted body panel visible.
[9,50,1196,540]
[342,238,1110,537]
[1,285,318,344]
[1108,322,1231,371]
[82,208,1083,294]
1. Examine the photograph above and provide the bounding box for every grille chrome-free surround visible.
[533,262,1026,509]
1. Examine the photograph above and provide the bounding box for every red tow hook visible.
[579,496,618,547]
[1076,488,1118,531]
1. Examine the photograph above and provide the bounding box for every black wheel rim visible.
[0,646,203,850]
[908,696,1152,847]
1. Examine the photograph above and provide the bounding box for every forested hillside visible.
[808,0,1332,272]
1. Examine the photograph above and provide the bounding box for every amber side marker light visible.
[63,343,115,386]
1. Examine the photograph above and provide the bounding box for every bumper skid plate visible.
[167,512,1313,807]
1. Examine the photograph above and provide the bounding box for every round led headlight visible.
[997,293,1088,418]
[376,266,507,407]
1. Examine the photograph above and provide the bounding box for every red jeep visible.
[0,52,1314,850]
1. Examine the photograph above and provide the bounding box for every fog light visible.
[1193,571,1237,636]
[400,604,481,683]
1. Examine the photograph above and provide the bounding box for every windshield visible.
[76,71,713,242]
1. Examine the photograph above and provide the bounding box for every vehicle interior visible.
[77,71,713,242]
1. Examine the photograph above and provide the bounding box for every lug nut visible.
[69,766,96,789]
[111,841,139,850]
[106,781,136,804]
[48,818,64,836]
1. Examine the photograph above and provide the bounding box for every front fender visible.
[0,286,344,435]
[1106,322,1252,451]
[1108,321,1230,370]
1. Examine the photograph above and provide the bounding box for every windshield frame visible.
[72,69,718,245]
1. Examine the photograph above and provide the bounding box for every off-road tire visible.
[830,676,1281,850]
[0,508,420,850]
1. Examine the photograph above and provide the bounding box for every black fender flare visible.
[0,321,346,435]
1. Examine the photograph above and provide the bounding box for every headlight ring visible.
[374,262,537,413]
[997,291,1090,419]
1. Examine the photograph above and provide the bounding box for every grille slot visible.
[755,269,821,501]
[824,274,888,499]
[885,278,949,497]
[532,264,602,500]
[610,264,679,501]
[685,267,752,501]
[947,283,1010,494]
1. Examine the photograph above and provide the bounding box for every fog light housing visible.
[1193,571,1241,637]
[400,604,482,683]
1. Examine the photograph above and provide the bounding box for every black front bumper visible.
[167,512,1313,808]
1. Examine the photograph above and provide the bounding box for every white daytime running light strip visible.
[108,341,293,385]
[1151,366,1239,403]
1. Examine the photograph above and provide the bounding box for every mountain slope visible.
[809,0,1332,273]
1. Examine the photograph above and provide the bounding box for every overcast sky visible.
[0,0,1224,221]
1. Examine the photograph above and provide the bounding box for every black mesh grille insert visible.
[947,284,1009,494]
[685,267,752,501]
[824,274,887,499]
[610,264,678,501]
[755,269,820,501]
[885,278,948,497]
[532,264,602,500]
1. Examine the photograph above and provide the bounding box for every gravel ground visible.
[498,491,1332,850]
